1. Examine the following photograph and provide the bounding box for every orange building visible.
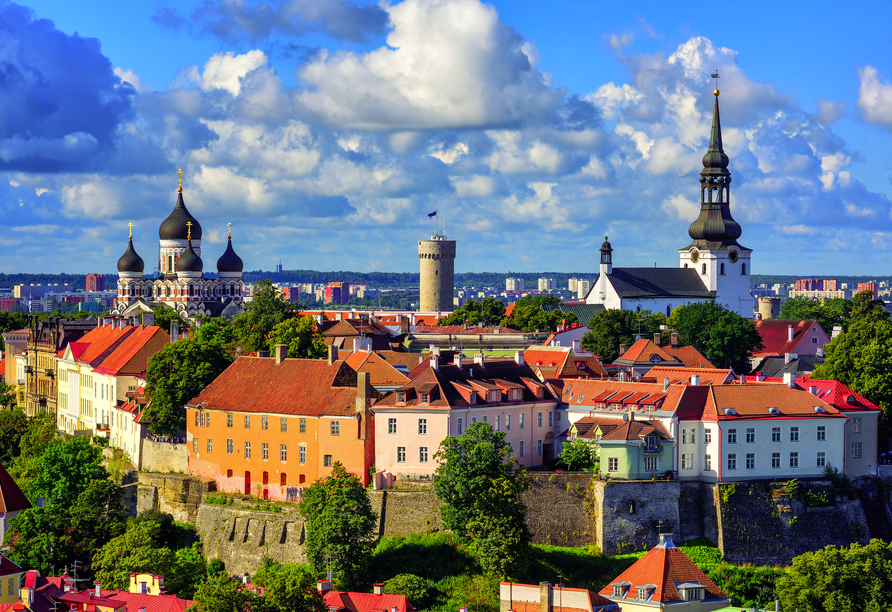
[186,346,374,500]
[857,282,878,299]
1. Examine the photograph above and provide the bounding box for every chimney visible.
[431,354,439,370]
[654,332,661,345]
[809,385,818,395]
[832,325,842,338]
[432,346,441,356]
[373,583,385,595]
[514,350,524,365]
[783,372,795,388]
[317,580,332,593]
[619,343,626,355]
[663,377,670,392]
[410,313,417,325]
[95,583,101,597]
[572,339,581,353]
[670,332,678,348]
[455,353,464,368]
[474,353,484,366]
[400,316,409,334]
[787,325,794,342]
[170,322,179,343]
[328,345,338,365]
[690,374,700,386]
[785,352,795,365]
[353,337,362,353]
[540,582,551,612]
[658,533,674,546]
[275,344,288,365]
[757,372,766,382]
[243,574,250,585]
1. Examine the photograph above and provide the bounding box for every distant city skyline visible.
[3,1,892,275]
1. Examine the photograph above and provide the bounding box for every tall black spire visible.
[686,89,742,248]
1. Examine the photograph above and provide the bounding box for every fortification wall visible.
[592,480,680,555]
[137,472,215,523]
[523,473,595,547]
[140,439,189,473]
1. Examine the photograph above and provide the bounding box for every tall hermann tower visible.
[418,231,456,313]
[678,83,753,316]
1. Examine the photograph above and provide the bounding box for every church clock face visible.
[728,249,739,263]
[690,250,700,263]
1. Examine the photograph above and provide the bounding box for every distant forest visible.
[1,271,890,291]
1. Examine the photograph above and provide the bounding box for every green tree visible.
[0,381,16,409]
[194,317,239,349]
[502,295,578,333]
[669,301,762,371]
[556,439,598,471]
[384,574,435,610]
[92,521,176,590]
[779,296,854,334]
[2,504,73,576]
[849,291,891,326]
[298,462,377,589]
[145,305,191,334]
[252,560,326,612]
[0,408,28,465]
[433,422,531,577]
[777,539,892,612]
[69,479,129,564]
[233,279,291,351]
[438,298,506,327]
[167,544,210,599]
[190,574,257,612]
[580,309,665,362]
[144,339,234,433]
[26,437,107,507]
[267,316,326,359]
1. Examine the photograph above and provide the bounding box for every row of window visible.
[681,424,839,446]
[394,439,545,463]
[199,413,351,436]
[679,446,863,471]
[194,439,310,463]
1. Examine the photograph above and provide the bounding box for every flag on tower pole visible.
[427,211,437,218]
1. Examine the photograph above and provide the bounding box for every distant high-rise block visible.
[538,277,555,291]
[857,282,878,299]
[506,277,524,291]
[86,274,105,292]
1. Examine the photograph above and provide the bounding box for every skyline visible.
[2,0,892,275]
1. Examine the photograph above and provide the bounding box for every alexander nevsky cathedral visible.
[113,172,246,321]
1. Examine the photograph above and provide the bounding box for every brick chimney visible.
[619,343,626,355]
[401,316,409,334]
[275,344,288,365]
[356,372,371,440]
[328,345,338,365]
[670,332,678,348]
[654,332,661,345]
[373,583,385,595]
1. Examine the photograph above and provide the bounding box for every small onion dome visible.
[216,237,244,273]
[176,240,203,273]
[117,237,145,273]
[159,191,202,241]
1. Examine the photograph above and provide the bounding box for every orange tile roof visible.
[343,351,409,386]
[648,367,733,386]
[93,326,169,376]
[73,325,136,365]
[614,339,681,366]
[701,384,843,421]
[600,539,726,603]
[561,380,687,413]
[661,344,714,368]
[525,346,609,379]
[598,419,668,441]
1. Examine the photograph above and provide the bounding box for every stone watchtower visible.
[418,233,456,313]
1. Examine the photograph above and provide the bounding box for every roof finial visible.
[128,222,134,239]
[177,168,185,193]
[227,222,232,238]
[186,221,192,241]
[711,69,720,96]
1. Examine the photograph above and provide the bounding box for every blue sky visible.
[3,0,892,275]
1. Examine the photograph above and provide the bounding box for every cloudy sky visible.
[2,0,892,275]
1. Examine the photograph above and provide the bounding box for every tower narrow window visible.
[741,263,746,275]
[720,263,725,275]
[701,263,706,275]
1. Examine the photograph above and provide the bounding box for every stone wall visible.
[370,486,442,537]
[523,473,595,547]
[592,480,680,555]
[140,439,189,473]
[137,472,215,523]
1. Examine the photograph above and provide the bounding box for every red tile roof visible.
[794,378,882,413]
[525,346,608,379]
[699,384,843,421]
[599,419,668,441]
[647,367,734,386]
[600,539,727,603]
[101,590,193,612]
[323,590,414,612]
[614,340,681,366]
[0,462,30,513]
[69,325,136,366]
[661,344,714,368]
[752,319,823,357]
[92,326,169,376]
[343,351,410,387]
[0,554,22,577]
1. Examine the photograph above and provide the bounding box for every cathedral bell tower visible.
[678,78,752,316]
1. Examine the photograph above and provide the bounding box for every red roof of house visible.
[0,462,30,513]
[343,351,409,387]
[794,378,882,413]
[0,554,22,577]
[19,572,67,612]
[614,340,682,366]
[524,346,608,379]
[323,590,415,612]
[752,319,824,358]
[92,326,169,376]
[647,367,734,386]
[696,384,843,422]
[600,538,727,603]
[661,344,714,368]
[68,325,136,366]
[101,590,193,612]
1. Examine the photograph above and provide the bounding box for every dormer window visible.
[397,391,406,404]
[420,392,429,404]
[488,390,499,402]
[637,588,647,600]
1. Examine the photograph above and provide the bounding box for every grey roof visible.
[542,303,605,326]
[751,354,821,378]
[594,268,712,300]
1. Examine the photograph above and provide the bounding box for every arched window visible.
[701,263,706,275]
[168,255,173,272]
[667,304,671,317]
[636,305,641,312]
[720,263,725,275]
[280,473,287,486]
[741,263,747,275]
[683,263,688,268]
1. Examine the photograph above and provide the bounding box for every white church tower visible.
[678,87,753,316]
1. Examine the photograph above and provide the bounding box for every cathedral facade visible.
[113,180,245,321]
[585,87,753,317]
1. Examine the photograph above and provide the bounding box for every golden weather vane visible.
[127,222,134,239]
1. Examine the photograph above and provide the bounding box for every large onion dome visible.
[216,237,244,273]
[159,191,202,241]
[176,240,203,273]
[117,237,145,273]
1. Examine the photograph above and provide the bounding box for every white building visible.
[538,277,555,291]
[506,277,525,291]
[576,280,591,300]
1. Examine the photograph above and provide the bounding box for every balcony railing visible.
[643,443,662,454]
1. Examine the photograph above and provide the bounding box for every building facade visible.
[24,318,97,417]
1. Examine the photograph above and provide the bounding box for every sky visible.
[2,0,892,276]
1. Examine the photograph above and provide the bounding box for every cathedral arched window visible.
[667,305,671,317]
[701,264,706,275]
[741,263,747,275]
[720,263,725,275]
[684,263,688,268]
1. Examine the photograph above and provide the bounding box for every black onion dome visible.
[216,237,244,273]
[176,240,203,273]
[159,191,203,241]
[117,237,145,273]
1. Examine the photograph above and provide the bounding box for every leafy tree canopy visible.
[69,479,129,563]
[669,301,762,371]
[194,317,238,349]
[502,295,577,333]
[267,316,326,359]
[0,408,28,465]
[191,574,256,612]
[144,339,234,434]
[298,462,377,589]
[2,504,72,576]
[438,298,506,327]
[252,560,326,612]
[232,279,291,352]
[385,574,435,610]
[556,439,598,471]
[580,309,665,363]
[92,521,176,590]
[25,436,107,507]
[779,296,852,334]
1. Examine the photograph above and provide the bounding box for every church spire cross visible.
[127,222,134,239]
[177,168,185,193]
[186,221,192,241]
[227,222,232,238]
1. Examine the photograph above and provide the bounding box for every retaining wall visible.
[140,439,189,473]
[592,480,680,555]
[137,472,215,523]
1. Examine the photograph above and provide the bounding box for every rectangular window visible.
[746,453,755,469]
[608,457,618,472]
[397,447,406,463]
[506,414,511,430]
[483,415,488,423]
[538,412,543,427]
[772,427,781,442]
[682,429,689,444]
[388,418,397,435]
[790,427,799,442]
[420,392,429,404]
[772,452,781,468]
[790,452,799,468]
[280,444,287,462]
[206,439,212,453]
[244,442,251,460]
[853,442,863,458]
[457,417,463,435]
[519,440,525,457]
[397,391,406,404]
[520,413,525,429]
[705,429,712,444]
[192,439,198,453]
[727,454,737,470]
[496,415,501,431]
[419,447,429,463]
[853,417,862,434]
[227,439,234,454]
[537,440,543,456]
[324,455,333,467]
[299,445,306,464]
[262,443,269,460]
[704,455,712,471]
[817,451,826,467]
[331,421,340,435]
[817,425,826,441]
[281,417,288,432]
[645,456,658,471]
[727,429,737,444]
[244,415,251,429]
[227,413,233,427]
[746,428,755,443]
[548,411,554,427]
[262,416,268,430]
[472,416,477,424]
[418,418,427,435]
[682,453,693,470]
[299,418,306,433]
[556,411,562,423]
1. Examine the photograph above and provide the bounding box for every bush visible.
[702,563,783,608]
[824,464,852,489]
[385,574,435,610]
[805,489,830,507]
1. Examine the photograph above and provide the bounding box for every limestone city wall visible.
[140,439,189,473]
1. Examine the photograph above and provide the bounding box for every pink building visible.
[752,319,830,359]
[373,351,560,483]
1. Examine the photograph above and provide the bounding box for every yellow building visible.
[0,554,24,605]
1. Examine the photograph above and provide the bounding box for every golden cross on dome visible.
[177,168,185,192]
[186,221,192,240]
[127,222,134,239]
[227,222,233,238]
